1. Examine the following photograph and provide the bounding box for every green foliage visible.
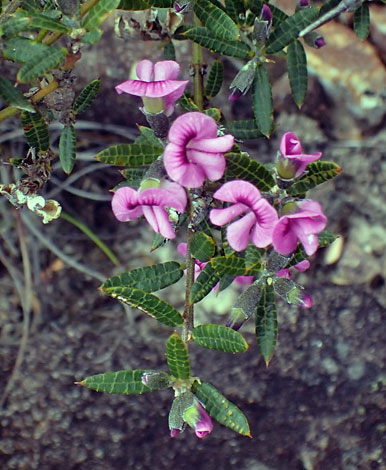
[96,144,163,166]
[166,332,190,379]
[194,0,239,40]
[319,0,341,17]
[192,324,249,353]
[177,94,200,112]
[190,232,216,262]
[0,77,35,112]
[190,263,220,304]
[20,111,49,151]
[82,0,121,31]
[225,120,264,140]
[205,60,224,99]
[59,125,76,174]
[225,0,245,24]
[164,41,176,60]
[247,1,289,26]
[204,107,221,121]
[73,79,101,114]
[255,281,277,366]
[117,0,150,9]
[287,40,308,108]
[252,65,273,137]
[3,37,50,63]
[17,47,67,83]
[79,370,153,394]
[0,16,30,37]
[120,168,147,189]
[245,245,265,269]
[288,161,342,195]
[29,13,71,32]
[224,153,275,191]
[192,381,251,436]
[211,256,246,277]
[353,3,370,40]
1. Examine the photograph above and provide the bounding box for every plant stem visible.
[192,15,204,112]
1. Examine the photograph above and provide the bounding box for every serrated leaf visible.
[211,256,246,277]
[73,79,100,114]
[266,7,319,54]
[166,332,190,379]
[189,263,220,304]
[225,119,264,140]
[83,0,121,30]
[96,144,163,166]
[3,37,50,63]
[205,60,224,98]
[0,77,35,112]
[353,3,370,40]
[17,47,67,83]
[225,0,245,24]
[101,262,183,293]
[20,111,49,151]
[224,152,275,191]
[79,369,153,394]
[287,40,308,108]
[117,0,150,8]
[190,233,216,262]
[194,0,239,40]
[30,13,71,32]
[252,65,273,137]
[120,168,147,189]
[193,324,248,353]
[192,381,251,436]
[255,281,277,366]
[103,287,183,327]
[288,161,342,195]
[59,125,76,174]
[184,27,251,58]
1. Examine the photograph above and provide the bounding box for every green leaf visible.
[0,77,35,112]
[59,125,76,174]
[117,0,150,8]
[247,1,289,26]
[164,41,175,60]
[17,47,67,83]
[192,324,248,353]
[287,39,308,108]
[149,0,172,6]
[192,381,251,436]
[319,0,341,17]
[73,79,100,114]
[205,60,224,99]
[184,27,251,58]
[255,281,277,366]
[191,232,216,262]
[30,13,71,32]
[252,65,273,137]
[245,244,265,269]
[224,152,275,191]
[96,144,163,166]
[102,287,183,327]
[177,94,200,112]
[101,262,183,293]
[81,28,103,44]
[0,17,30,37]
[189,263,220,304]
[265,7,319,54]
[166,332,190,379]
[79,369,153,394]
[204,107,221,122]
[20,111,49,151]
[136,126,163,147]
[83,0,121,30]
[225,120,264,140]
[353,3,370,40]
[194,0,239,40]
[120,168,147,189]
[288,161,342,195]
[3,37,50,63]
[225,0,245,24]
[211,256,246,277]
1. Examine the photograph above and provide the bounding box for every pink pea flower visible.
[209,180,278,252]
[276,259,311,279]
[111,181,187,239]
[163,112,234,188]
[115,59,189,116]
[183,399,213,439]
[276,132,322,179]
[272,200,327,256]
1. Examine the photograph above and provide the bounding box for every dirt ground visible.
[1,9,386,470]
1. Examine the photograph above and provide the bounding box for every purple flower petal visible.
[250,199,278,247]
[154,60,181,80]
[136,59,154,81]
[168,112,218,146]
[187,135,234,153]
[280,132,302,156]
[294,259,310,271]
[291,222,319,256]
[213,180,262,205]
[276,268,292,279]
[142,206,176,239]
[111,187,143,222]
[227,211,257,251]
[186,149,226,181]
[209,203,249,226]
[272,217,299,255]
[164,143,207,188]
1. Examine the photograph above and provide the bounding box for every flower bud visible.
[142,108,170,139]
[227,281,264,330]
[295,0,310,11]
[253,5,272,47]
[273,276,312,308]
[266,250,291,274]
[228,60,257,101]
[174,0,194,13]
[304,31,326,49]
[141,371,172,390]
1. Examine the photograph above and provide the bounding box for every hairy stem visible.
[192,16,204,112]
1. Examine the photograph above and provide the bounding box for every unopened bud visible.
[228,60,257,101]
[295,0,310,11]
[304,31,326,49]
[253,5,272,47]
[266,250,291,273]
[141,371,172,390]
[227,281,264,330]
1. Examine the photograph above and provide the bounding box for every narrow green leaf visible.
[252,65,273,137]
[81,28,103,44]
[17,48,67,83]
[20,111,49,151]
[30,13,71,32]
[184,27,251,58]
[83,0,121,30]
[3,37,50,63]
[255,281,277,366]
[120,168,147,189]
[225,0,245,24]
[0,17,30,37]
[102,287,183,327]
[192,324,248,353]
[136,126,163,146]
[225,120,264,140]
[190,263,220,304]
[205,60,224,99]
[73,79,100,114]
[211,256,246,277]
[79,369,153,394]
[0,77,35,112]
[59,125,76,174]
[96,144,163,166]
[224,152,275,191]
[101,262,183,293]
[194,0,239,40]
[192,381,251,436]
[353,3,370,40]
[287,40,308,108]
[166,332,190,379]
[191,232,216,262]
[288,161,342,195]
[117,0,150,8]
[265,7,319,54]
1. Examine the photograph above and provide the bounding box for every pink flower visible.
[115,59,189,116]
[177,243,206,279]
[183,399,213,439]
[111,181,186,239]
[276,259,310,279]
[272,200,327,256]
[276,132,322,179]
[300,292,313,308]
[210,180,278,252]
[163,112,234,188]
